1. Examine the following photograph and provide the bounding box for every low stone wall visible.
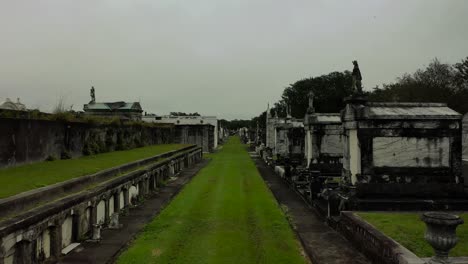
[0,118,174,168]
[337,212,424,264]
[0,145,197,219]
[0,146,202,264]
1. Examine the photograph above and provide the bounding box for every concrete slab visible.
[61,243,81,255]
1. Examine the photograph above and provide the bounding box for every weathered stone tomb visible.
[273,118,304,161]
[304,111,343,174]
[340,99,465,210]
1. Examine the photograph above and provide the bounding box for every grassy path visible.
[0,144,187,198]
[117,137,307,264]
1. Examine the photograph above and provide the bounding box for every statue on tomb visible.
[307,90,315,113]
[90,86,96,103]
[351,60,363,94]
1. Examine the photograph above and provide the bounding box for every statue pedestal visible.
[344,94,368,105]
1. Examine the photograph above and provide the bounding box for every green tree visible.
[278,71,354,118]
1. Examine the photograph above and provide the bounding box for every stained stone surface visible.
[320,134,343,155]
[373,137,450,167]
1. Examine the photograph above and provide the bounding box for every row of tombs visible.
[0,147,203,264]
[258,93,468,218]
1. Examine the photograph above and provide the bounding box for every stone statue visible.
[286,104,292,118]
[351,60,363,94]
[307,90,315,113]
[90,86,96,103]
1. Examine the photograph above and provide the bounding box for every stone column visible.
[123,189,130,208]
[150,174,156,191]
[14,241,33,264]
[49,225,61,261]
[169,162,175,177]
[155,172,160,188]
[113,193,120,213]
[0,246,4,264]
[104,198,110,225]
[138,181,145,198]
[146,178,150,194]
[306,129,313,168]
[90,206,98,226]
[348,129,361,185]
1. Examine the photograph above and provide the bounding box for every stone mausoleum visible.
[339,99,466,210]
[274,117,304,161]
[82,87,143,121]
[83,102,143,120]
[303,94,343,175]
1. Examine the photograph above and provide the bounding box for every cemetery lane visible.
[117,137,308,264]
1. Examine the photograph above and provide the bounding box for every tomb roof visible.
[343,102,461,121]
[365,103,460,119]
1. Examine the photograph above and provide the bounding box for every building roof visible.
[83,102,142,112]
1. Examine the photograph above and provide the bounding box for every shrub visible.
[61,151,72,160]
[45,155,56,161]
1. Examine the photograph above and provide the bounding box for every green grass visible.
[117,137,307,264]
[0,144,188,199]
[358,212,468,257]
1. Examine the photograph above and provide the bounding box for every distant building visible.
[0,98,26,111]
[83,101,143,120]
[143,115,219,150]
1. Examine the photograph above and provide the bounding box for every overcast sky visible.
[1,0,467,120]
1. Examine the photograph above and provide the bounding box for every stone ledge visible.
[337,211,425,264]
[0,146,202,237]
